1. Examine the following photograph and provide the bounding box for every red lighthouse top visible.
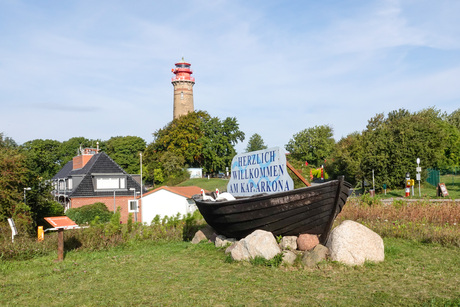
[171,57,195,82]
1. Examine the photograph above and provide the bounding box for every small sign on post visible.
[44,216,79,261]
[416,158,422,197]
[7,218,18,243]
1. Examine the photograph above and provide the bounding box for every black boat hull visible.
[194,178,352,241]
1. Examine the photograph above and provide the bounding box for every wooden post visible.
[286,161,311,187]
[57,228,64,261]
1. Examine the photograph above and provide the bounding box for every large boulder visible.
[230,229,281,261]
[229,241,251,261]
[326,220,384,266]
[282,250,297,265]
[302,244,329,268]
[191,230,208,244]
[215,235,236,248]
[191,225,216,244]
[297,234,319,251]
[279,236,298,250]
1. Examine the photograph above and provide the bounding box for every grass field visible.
[177,178,229,192]
[1,238,459,306]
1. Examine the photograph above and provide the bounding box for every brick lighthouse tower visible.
[171,57,195,119]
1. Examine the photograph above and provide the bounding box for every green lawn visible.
[371,180,460,199]
[177,178,229,192]
[1,239,459,306]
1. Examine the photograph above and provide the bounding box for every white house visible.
[141,186,204,224]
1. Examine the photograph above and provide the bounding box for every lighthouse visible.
[171,57,195,119]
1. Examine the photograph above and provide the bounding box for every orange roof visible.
[142,186,208,199]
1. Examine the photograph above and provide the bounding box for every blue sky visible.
[1,0,459,152]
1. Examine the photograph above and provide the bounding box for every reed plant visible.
[336,198,460,246]
[0,210,205,261]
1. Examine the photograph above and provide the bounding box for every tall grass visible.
[337,197,460,246]
[2,196,459,261]
[0,211,205,261]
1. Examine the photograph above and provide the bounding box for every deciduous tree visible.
[144,111,244,184]
[245,133,267,152]
[0,133,32,230]
[200,116,245,173]
[106,136,146,174]
[285,125,335,167]
[359,108,449,189]
[21,139,62,180]
[327,132,364,185]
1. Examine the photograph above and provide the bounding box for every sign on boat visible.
[227,147,294,197]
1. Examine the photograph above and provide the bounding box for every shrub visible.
[358,193,382,206]
[250,253,284,267]
[65,202,113,225]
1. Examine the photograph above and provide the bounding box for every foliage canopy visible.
[245,133,267,152]
[285,125,335,167]
[144,111,244,184]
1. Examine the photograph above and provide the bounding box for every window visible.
[128,200,138,212]
[180,91,184,100]
[96,177,126,190]
[67,178,73,190]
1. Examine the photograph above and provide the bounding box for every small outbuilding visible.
[187,168,203,179]
[141,186,204,224]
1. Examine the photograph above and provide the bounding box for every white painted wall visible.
[141,189,197,224]
[187,168,202,179]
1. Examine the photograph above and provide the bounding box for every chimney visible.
[73,147,98,170]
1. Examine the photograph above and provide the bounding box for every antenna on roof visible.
[97,141,99,152]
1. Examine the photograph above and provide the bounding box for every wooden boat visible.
[193,176,352,243]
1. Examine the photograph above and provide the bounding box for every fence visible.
[427,167,459,187]
[426,169,440,187]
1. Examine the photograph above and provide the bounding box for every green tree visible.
[441,109,460,169]
[447,108,460,131]
[150,111,210,167]
[144,111,244,183]
[21,139,62,180]
[327,132,364,185]
[245,133,267,152]
[105,136,146,174]
[360,108,449,189]
[144,111,208,184]
[200,116,245,173]
[0,133,33,231]
[285,125,335,167]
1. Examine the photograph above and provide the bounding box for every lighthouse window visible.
[181,92,184,99]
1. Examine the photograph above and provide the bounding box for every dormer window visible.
[94,176,126,190]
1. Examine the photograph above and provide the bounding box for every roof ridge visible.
[143,185,206,198]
